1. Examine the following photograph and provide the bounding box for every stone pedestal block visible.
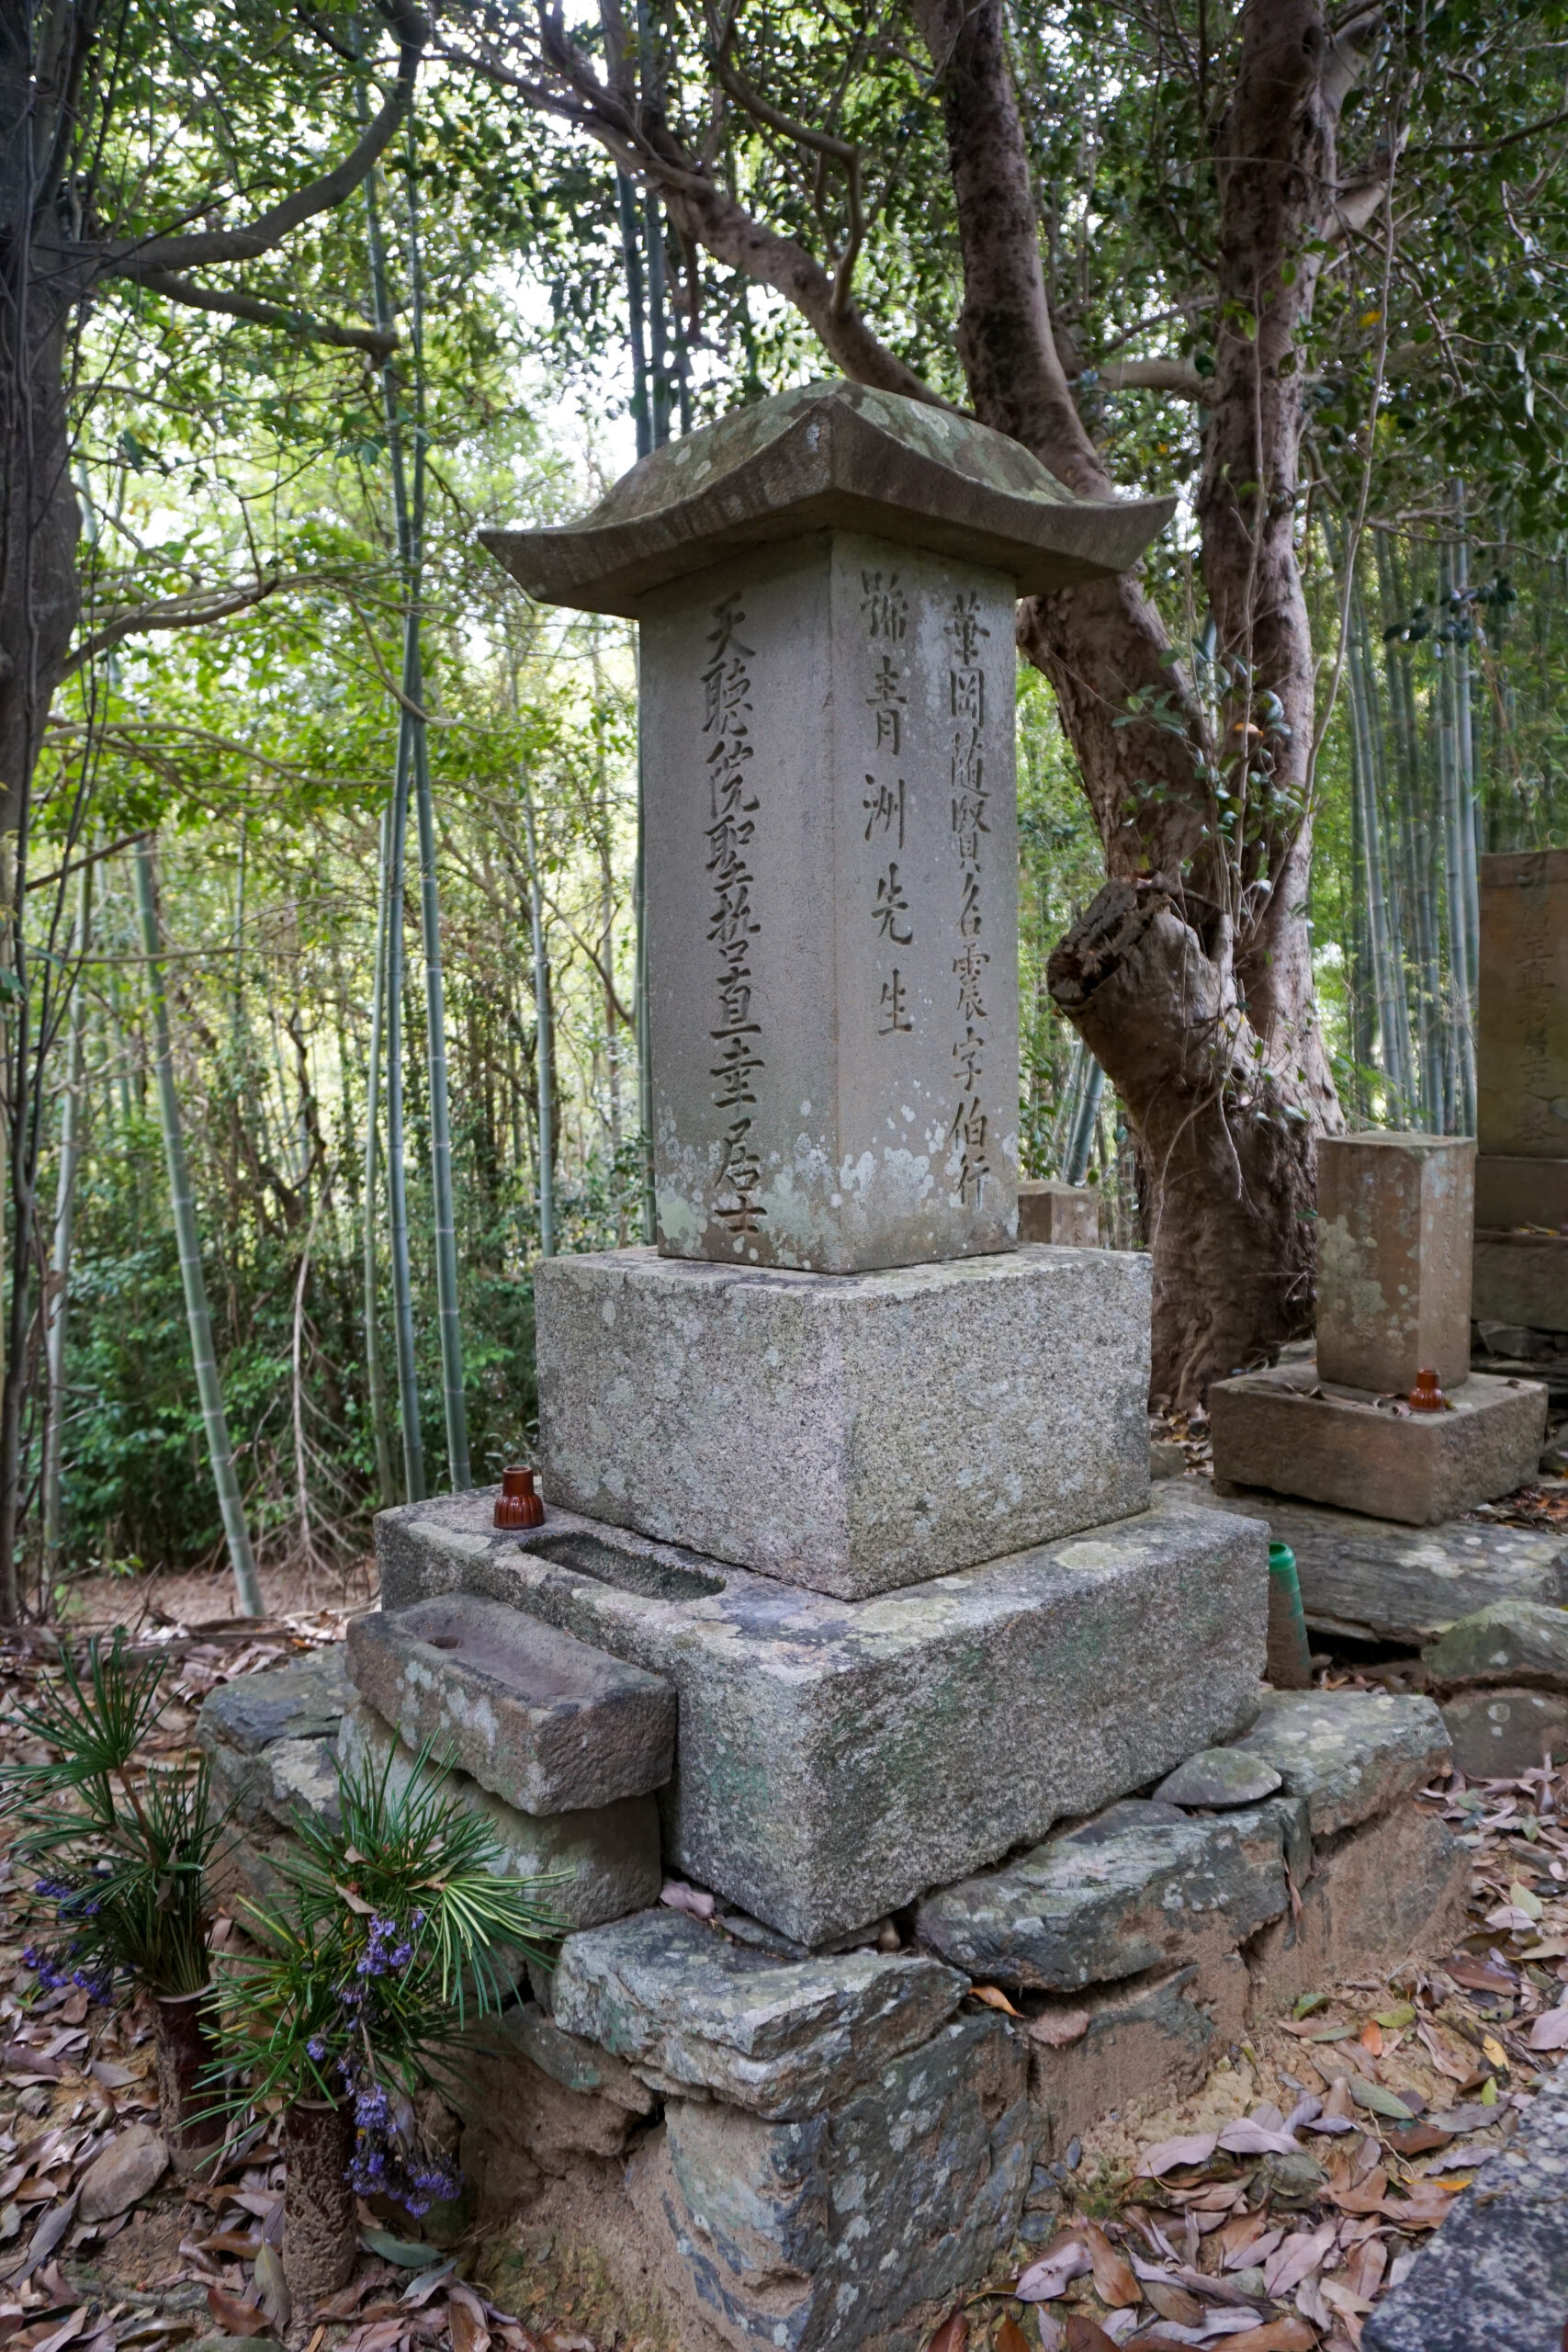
[374,1484,1268,1947]
[626,2012,1034,2352]
[535,1241,1150,1598]
[1478,848,1568,1160]
[1315,1132,1475,1393]
[1227,1689,1450,1835]
[345,1595,674,1815]
[1209,1360,1545,1524]
[1473,1230,1568,1336]
[1016,1179,1099,1246]
[1476,1153,1568,1232]
[1439,1688,1568,1779]
[337,1702,661,1932]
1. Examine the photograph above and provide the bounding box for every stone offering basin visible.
[376,1484,1268,1946]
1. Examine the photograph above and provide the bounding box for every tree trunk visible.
[912,0,1351,1402]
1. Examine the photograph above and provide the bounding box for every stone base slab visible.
[1473,1230,1568,1335]
[1189,1483,1568,1644]
[376,1484,1267,1946]
[534,1241,1150,1598]
[1440,1687,1568,1778]
[1210,1360,1547,1524]
[1247,1802,1470,2016]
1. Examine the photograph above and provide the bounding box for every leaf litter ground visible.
[5,1560,1565,2352]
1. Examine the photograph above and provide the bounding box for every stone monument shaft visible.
[484,379,1173,1277]
[645,533,1017,1270]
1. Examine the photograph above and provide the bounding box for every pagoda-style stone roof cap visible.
[481,379,1173,616]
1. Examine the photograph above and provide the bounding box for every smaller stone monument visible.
[1016,1177,1099,1246]
[1474,848,1568,1338]
[1211,1132,1545,1522]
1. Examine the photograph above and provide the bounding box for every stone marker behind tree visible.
[1211,1130,1544,1521]
[1474,848,1568,1339]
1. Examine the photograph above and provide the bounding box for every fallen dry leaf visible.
[1016,2241,1091,2301]
[925,2312,967,2352]
[1081,2222,1139,2309]
[1137,2132,1219,2177]
[995,2324,1032,2352]
[1144,2278,1204,2326]
[968,1985,1020,2017]
[78,2126,168,2224]
[1530,2004,1568,2051]
[1064,2321,1121,2352]
[205,2287,270,2337]
[449,2302,489,2352]
[1233,2325,1314,2352]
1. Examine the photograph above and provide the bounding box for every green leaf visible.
[1292,1991,1329,2018]
[1349,2080,1416,2121]
[1373,2003,1416,2030]
[360,2230,444,2267]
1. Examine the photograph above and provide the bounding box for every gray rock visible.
[483,2001,655,2114]
[534,1243,1152,1600]
[338,1702,660,1933]
[345,1595,674,1815]
[1423,1597,1568,1690]
[628,2011,1034,2352]
[1149,1440,1188,1480]
[1440,1687,1568,1778]
[1190,1484,1568,1644]
[1154,1748,1282,1807]
[914,1798,1306,1991]
[197,1645,354,1757]
[259,1736,341,1833]
[1229,1690,1450,1836]
[1365,2056,1568,2352]
[375,1483,1268,1947]
[550,1906,964,2120]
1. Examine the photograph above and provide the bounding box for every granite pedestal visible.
[1315,1132,1474,1392]
[1016,1179,1099,1246]
[375,1484,1267,1948]
[1210,1360,1545,1524]
[534,1240,1149,1598]
[1474,851,1568,1339]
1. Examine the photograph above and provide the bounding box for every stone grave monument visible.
[1210,1131,1546,1522]
[1473,848,1568,1347]
[281,385,1475,2351]
[1016,1177,1100,1245]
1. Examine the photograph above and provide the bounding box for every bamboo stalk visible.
[362,807,398,1508]
[133,837,263,1617]
[521,773,557,1260]
[42,857,93,1577]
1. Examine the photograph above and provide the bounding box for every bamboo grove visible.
[3,0,1567,1611]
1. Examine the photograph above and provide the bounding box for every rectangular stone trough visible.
[376,1485,1268,1947]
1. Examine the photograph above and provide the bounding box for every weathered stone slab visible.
[1475,1153,1568,1232]
[1440,1687,1568,1778]
[1249,1801,1470,2017]
[1316,1132,1475,1393]
[1423,1597,1568,1690]
[337,1702,660,1933]
[1364,2052,1568,2352]
[198,1646,354,1757]
[913,1798,1305,1991]
[1229,1690,1450,1836]
[375,1484,1268,1947]
[1017,1180,1099,1246]
[550,1906,964,2120]
[1209,1360,1546,1524]
[626,2011,1033,2352]
[1189,1483,1568,1643]
[1477,847,1568,1160]
[1473,1231,1568,1336]
[345,1595,674,1815]
[535,1241,1150,1597]
[1154,1748,1282,1807]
